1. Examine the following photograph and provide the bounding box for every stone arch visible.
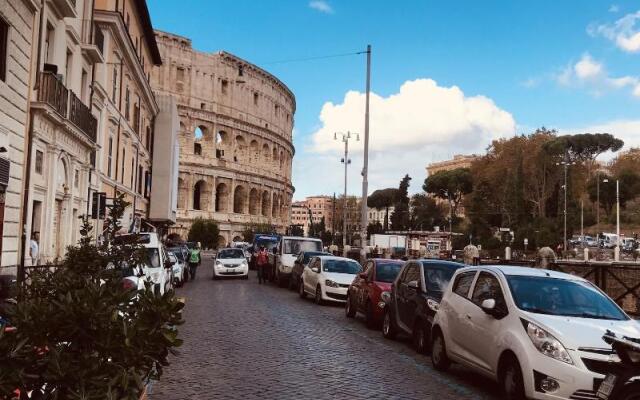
[272,193,280,218]
[217,235,227,248]
[56,156,70,192]
[279,150,284,169]
[262,143,270,162]
[249,188,260,215]
[250,140,259,164]
[234,134,247,163]
[193,179,210,211]
[217,130,228,145]
[232,234,242,242]
[233,185,248,214]
[215,182,229,212]
[272,147,279,167]
[261,190,270,216]
[177,177,188,209]
[194,125,206,139]
[179,121,186,132]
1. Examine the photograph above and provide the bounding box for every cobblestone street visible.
[149,258,500,399]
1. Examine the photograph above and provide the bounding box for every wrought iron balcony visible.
[37,72,97,143]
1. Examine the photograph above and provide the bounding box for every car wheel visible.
[618,382,640,400]
[430,330,451,371]
[315,285,324,305]
[299,280,306,299]
[382,307,397,339]
[412,321,429,354]
[500,355,525,400]
[212,272,218,280]
[345,293,356,318]
[365,301,377,330]
[288,276,295,291]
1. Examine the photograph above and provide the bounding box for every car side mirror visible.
[408,280,419,290]
[311,267,320,273]
[165,259,175,268]
[481,299,502,318]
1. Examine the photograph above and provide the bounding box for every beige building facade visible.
[25,0,100,263]
[151,31,295,245]
[0,0,39,270]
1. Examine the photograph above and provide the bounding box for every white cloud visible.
[556,53,640,97]
[609,4,620,13]
[521,77,542,88]
[308,0,333,14]
[588,10,640,53]
[292,79,516,198]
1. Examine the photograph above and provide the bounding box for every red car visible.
[345,259,404,329]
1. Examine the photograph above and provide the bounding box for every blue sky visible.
[149,1,640,199]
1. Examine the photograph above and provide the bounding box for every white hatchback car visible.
[431,265,640,400]
[213,248,249,280]
[299,256,362,305]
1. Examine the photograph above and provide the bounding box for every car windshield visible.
[146,248,161,269]
[375,262,403,283]
[218,249,245,259]
[255,237,278,251]
[322,259,361,274]
[283,239,321,255]
[422,265,457,292]
[507,275,628,320]
[302,252,331,264]
[168,248,185,262]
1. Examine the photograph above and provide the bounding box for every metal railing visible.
[68,90,97,142]
[38,72,68,117]
[38,72,96,142]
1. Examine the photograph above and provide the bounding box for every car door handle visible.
[466,314,471,319]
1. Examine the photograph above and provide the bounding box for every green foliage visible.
[389,175,412,230]
[0,195,183,399]
[367,221,384,238]
[367,188,398,231]
[188,218,220,249]
[242,223,274,243]
[410,193,445,230]
[423,168,473,218]
[544,132,624,162]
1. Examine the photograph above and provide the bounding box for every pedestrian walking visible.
[188,243,201,281]
[256,245,268,284]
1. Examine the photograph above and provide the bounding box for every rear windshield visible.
[283,239,322,255]
[302,252,331,264]
[254,237,278,251]
[422,264,459,293]
[168,248,185,261]
[375,262,403,283]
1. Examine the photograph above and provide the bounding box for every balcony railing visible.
[37,72,97,143]
[68,91,97,142]
[38,72,68,117]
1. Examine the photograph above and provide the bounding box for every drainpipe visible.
[18,0,46,283]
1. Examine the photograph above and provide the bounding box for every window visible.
[471,272,506,310]
[137,165,143,194]
[74,170,79,188]
[112,65,118,103]
[35,150,43,174]
[253,92,258,105]
[121,148,125,183]
[0,18,7,82]
[194,143,202,155]
[130,157,134,187]
[200,102,206,110]
[423,264,459,293]
[44,23,54,64]
[65,49,72,85]
[81,69,88,102]
[107,137,113,177]
[402,264,420,284]
[124,87,130,120]
[221,79,228,94]
[452,271,476,298]
[274,104,279,116]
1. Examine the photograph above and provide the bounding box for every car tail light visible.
[122,279,137,290]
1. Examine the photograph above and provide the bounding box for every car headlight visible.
[525,321,573,364]
[325,279,339,288]
[380,291,391,303]
[427,298,440,312]
[242,260,248,266]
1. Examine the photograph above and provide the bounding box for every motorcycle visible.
[596,330,640,400]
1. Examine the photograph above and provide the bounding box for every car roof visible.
[415,259,464,268]
[315,255,359,262]
[282,236,322,241]
[369,258,404,264]
[458,264,587,282]
[218,247,244,252]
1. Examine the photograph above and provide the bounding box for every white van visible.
[600,233,619,249]
[115,233,173,295]
[274,236,323,287]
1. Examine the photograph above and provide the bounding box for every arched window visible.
[193,180,208,211]
[249,188,259,215]
[215,183,229,212]
[233,185,247,214]
[194,143,202,155]
[261,191,270,216]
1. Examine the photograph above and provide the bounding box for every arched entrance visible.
[249,188,259,215]
[233,185,247,214]
[261,190,270,216]
[215,183,229,212]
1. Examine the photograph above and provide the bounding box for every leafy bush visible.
[0,195,183,399]
[187,218,220,249]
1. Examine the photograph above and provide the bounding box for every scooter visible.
[596,330,640,400]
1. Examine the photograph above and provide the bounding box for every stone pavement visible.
[149,259,500,399]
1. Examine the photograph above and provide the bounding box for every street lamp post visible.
[336,132,358,256]
[360,45,372,265]
[556,154,576,253]
[616,179,620,261]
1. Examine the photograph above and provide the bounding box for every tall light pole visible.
[556,154,576,253]
[616,179,620,261]
[360,45,372,265]
[336,131,358,256]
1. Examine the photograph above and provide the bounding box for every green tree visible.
[367,221,384,238]
[242,223,274,243]
[0,195,183,399]
[423,168,472,219]
[544,132,624,163]
[367,188,398,231]
[289,224,304,236]
[188,218,220,249]
[390,175,411,230]
[410,193,445,230]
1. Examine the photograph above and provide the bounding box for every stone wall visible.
[151,31,295,244]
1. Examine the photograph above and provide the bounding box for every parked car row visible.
[252,236,640,400]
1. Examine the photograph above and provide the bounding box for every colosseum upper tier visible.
[151,31,295,244]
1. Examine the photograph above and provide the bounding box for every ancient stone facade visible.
[151,31,295,245]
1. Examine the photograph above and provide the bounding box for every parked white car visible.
[431,265,640,400]
[168,251,185,287]
[213,248,249,280]
[114,233,173,295]
[299,256,362,305]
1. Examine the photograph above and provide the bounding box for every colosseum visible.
[151,31,295,245]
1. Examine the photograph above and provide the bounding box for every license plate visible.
[226,269,232,273]
[597,374,617,399]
